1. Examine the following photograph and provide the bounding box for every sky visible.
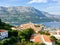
[0,0,60,15]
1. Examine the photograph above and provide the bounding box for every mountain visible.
[0,6,59,26]
[42,11,60,21]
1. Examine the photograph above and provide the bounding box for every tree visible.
[40,43,45,45]
[8,36,17,44]
[35,42,40,45]
[29,41,34,45]
[8,30,18,37]
[0,19,1,23]
[45,31,50,35]
[12,30,18,37]
[0,37,18,45]
[50,36,57,41]
[39,31,45,34]
[50,36,60,45]
[21,39,26,45]
[1,39,9,45]
[18,28,35,42]
[0,42,3,45]
[39,31,50,35]
[0,19,13,30]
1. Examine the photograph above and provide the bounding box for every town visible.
[0,20,60,45]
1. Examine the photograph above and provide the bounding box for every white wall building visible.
[0,30,8,39]
[50,30,60,40]
[30,34,55,45]
[41,35,55,45]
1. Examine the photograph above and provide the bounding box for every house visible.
[30,34,55,45]
[30,34,43,43]
[42,35,55,45]
[50,30,60,40]
[11,22,45,33]
[0,30,8,39]
[19,22,45,33]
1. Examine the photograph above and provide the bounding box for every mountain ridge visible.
[0,6,59,26]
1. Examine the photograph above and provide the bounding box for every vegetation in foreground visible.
[0,19,60,45]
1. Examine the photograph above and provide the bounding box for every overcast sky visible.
[0,0,60,15]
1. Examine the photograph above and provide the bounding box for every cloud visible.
[0,4,11,7]
[45,6,60,15]
[52,0,60,4]
[28,0,48,4]
[28,0,60,4]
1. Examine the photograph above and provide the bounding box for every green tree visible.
[1,39,9,45]
[50,36,57,41]
[39,31,50,35]
[0,19,13,30]
[8,30,18,37]
[0,19,1,23]
[40,43,45,45]
[21,39,26,45]
[45,31,50,35]
[8,36,17,44]
[18,28,35,42]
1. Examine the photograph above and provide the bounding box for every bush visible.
[8,30,18,37]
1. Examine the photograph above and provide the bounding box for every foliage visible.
[0,19,13,30]
[18,28,35,41]
[8,36,18,44]
[40,43,45,45]
[50,36,57,41]
[21,39,26,45]
[34,42,45,45]
[1,39,9,45]
[39,30,50,35]
[55,40,60,45]
[50,36,60,45]
[0,36,18,45]
[8,30,18,37]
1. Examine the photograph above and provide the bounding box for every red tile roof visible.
[0,30,7,32]
[43,35,54,42]
[30,34,54,43]
[20,23,44,32]
[30,34,42,43]
[34,34,42,42]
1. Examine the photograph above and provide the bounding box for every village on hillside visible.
[11,22,60,45]
[0,22,60,45]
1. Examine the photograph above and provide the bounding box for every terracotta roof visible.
[43,35,54,42]
[20,23,43,32]
[30,34,42,43]
[34,34,42,42]
[0,30,7,32]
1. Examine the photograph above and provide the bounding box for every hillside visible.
[0,6,58,26]
[0,19,13,30]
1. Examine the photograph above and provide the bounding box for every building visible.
[30,34,55,45]
[11,22,45,33]
[50,30,60,40]
[19,22,45,33]
[0,30,8,39]
[42,35,55,45]
[30,34,43,43]
[49,30,60,41]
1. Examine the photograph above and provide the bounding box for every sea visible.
[35,22,60,29]
[11,22,60,29]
